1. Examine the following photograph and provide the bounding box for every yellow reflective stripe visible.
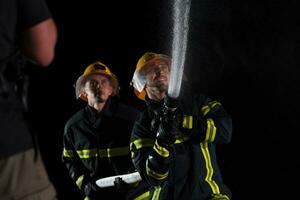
[182,115,193,129]
[151,186,162,200]
[174,133,191,143]
[175,139,184,144]
[183,116,187,127]
[76,175,84,189]
[84,196,90,200]
[76,148,98,158]
[63,148,74,158]
[134,191,150,200]
[153,141,169,157]
[205,118,217,143]
[201,101,221,116]
[200,142,220,194]
[208,101,221,108]
[146,160,169,180]
[189,116,193,128]
[99,146,130,158]
[211,194,230,200]
[130,138,155,150]
[76,147,129,159]
[201,105,210,116]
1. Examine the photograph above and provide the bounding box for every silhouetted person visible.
[0,0,57,199]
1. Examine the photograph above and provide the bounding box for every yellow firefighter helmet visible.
[131,52,170,100]
[75,61,119,101]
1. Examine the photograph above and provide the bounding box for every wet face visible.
[144,60,170,93]
[83,74,113,104]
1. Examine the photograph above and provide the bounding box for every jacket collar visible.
[85,97,116,124]
[145,96,164,116]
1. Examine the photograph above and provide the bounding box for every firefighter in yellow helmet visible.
[62,61,150,200]
[131,52,171,101]
[75,61,119,102]
[130,52,233,199]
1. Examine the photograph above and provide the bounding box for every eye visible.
[89,80,98,87]
[100,78,109,84]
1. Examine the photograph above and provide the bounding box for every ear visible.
[80,91,88,99]
[108,85,114,96]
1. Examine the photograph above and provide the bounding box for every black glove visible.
[83,181,98,198]
[114,177,131,193]
[156,96,182,146]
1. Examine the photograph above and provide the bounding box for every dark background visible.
[25,0,300,199]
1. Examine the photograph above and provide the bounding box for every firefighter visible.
[62,61,152,200]
[130,52,232,200]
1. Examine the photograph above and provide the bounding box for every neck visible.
[88,101,106,112]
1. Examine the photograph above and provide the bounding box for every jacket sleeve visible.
[62,128,93,192]
[195,97,232,144]
[130,113,171,187]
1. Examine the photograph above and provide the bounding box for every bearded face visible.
[144,61,170,93]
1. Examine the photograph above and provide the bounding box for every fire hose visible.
[95,172,142,188]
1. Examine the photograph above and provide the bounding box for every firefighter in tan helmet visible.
[130,52,233,200]
[62,61,151,200]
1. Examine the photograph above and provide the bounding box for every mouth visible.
[156,76,167,81]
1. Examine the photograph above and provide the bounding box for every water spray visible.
[168,0,191,99]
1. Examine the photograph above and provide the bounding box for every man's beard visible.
[94,95,105,103]
[154,82,168,93]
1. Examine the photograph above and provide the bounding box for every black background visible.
[25,0,300,199]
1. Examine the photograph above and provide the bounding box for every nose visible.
[154,65,166,75]
[89,80,100,89]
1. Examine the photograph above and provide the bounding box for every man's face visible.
[84,74,113,104]
[144,60,170,93]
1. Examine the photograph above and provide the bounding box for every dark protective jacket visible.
[62,98,149,199]
[130,93,232,200]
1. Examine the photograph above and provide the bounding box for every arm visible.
[21,17,57,67]
[62,130,97,197]
[202,99,232,144]
[130,113,171,187]
[187,98,232,144]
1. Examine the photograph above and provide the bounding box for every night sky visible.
[25,0,300,199]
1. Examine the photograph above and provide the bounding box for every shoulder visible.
[180,92,209,107]
[64,108,86,133]
[115,102,141,122]
[18,0,52,30]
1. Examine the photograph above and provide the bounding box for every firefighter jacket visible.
[130,93,232,200]
[62,98,149,199]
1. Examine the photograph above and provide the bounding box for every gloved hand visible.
[83,181,98,198]
[114,177,131,193]
[156,96,182,146]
